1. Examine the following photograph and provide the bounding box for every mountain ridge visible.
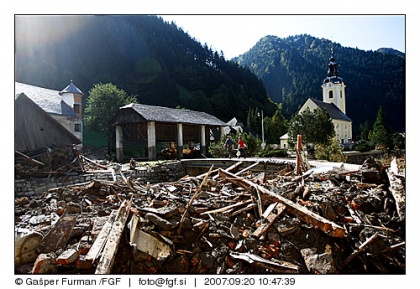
[232,34,405,133]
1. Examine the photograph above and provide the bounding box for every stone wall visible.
[344,150,383,165]
[15,161,185,197]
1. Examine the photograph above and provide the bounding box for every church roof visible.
[15,82,78,117]
[310,98,352,122]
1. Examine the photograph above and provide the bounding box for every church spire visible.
[323,45,343,84]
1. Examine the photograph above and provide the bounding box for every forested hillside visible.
[15,15,277,123]
[233,35,405,133]
[15,16,405,137]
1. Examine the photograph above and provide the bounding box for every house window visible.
[75,123,82,132]
[329,91,334,98]
[74,104,81,114]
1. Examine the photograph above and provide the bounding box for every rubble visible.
[15,154,406,274]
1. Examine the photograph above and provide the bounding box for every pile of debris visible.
[15,157,405,274]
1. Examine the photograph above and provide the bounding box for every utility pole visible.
[261,110,265,149]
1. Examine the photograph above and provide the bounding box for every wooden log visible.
[218,169,346,238]
[95,199,132,274]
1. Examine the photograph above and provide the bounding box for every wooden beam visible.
[252,203,286,238]
[85,210,118,262]
[95,199,132,274]
[218,169,346,238]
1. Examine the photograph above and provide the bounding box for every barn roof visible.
[113,103,227,126]
[15,93,81,152]
[15,82,78,117]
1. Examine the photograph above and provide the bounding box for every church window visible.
[340,90,343,98]
[329,91,333,98]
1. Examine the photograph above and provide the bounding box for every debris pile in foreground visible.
[15,157,405,274]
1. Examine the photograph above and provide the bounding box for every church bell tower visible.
[321,49,346,114]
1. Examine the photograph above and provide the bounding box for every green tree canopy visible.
[369,105,393,151]
[265,109,288,144]
[288,107,334,147]
[85,83,137,142]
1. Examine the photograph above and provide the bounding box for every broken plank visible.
[201,199,252,215]
[235,161,260,176]
[230,252,299,273]
[38,215,77,253]
[229,203,257,217]
[211,161,244,180]
[85,210,118,262]
[15,150,45,166]
[219,169,346,238]
[386,169,405,220]
[342,232,379,267]
[252,203,286,238]
[178,165,214,234]
[95,199,132,274]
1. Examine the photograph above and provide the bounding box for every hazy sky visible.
[160,15,405,59]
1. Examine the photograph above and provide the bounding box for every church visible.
[298,52,353,149]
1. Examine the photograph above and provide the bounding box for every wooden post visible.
[115,125,123,162]
[147,121,156,160]
[177,123,183,159]
[200,125,206,156]
[295,135,307,175]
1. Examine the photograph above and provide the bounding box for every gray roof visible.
[60,82,84,95]
[15,93,81,151]
[310,98,352,122]
[15,82,78,117]
[121,103,227,126]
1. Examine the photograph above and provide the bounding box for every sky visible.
[159,15,405,60]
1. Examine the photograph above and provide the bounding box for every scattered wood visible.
[15,153,405,275]
[218,169,346,238]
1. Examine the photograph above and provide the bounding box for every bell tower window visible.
[329,90,334,98]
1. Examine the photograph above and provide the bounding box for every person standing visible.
[224,136,234,158]
[237,136,247,158]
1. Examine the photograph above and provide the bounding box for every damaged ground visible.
[15,151,406,274]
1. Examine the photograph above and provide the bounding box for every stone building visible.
[15,81,84,143]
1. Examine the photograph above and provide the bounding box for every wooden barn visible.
[15,93,81,152]
[110,103,227,161]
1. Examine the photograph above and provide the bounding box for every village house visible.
[15,81,84,144]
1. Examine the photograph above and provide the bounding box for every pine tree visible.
[369,106,392,152]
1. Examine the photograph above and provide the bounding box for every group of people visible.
[223,136,247,158]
